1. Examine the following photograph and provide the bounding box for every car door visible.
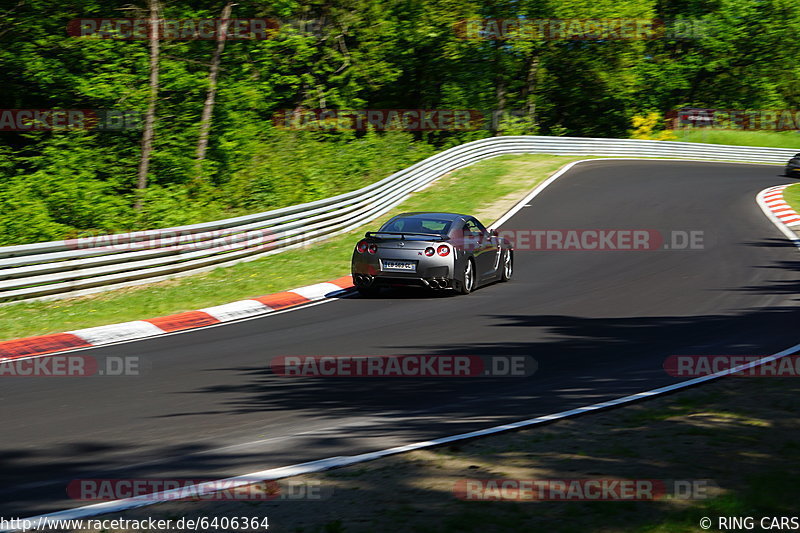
[463,217,498,280]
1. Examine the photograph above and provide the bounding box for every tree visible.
[135,0,161,209]
[194,1,234,187]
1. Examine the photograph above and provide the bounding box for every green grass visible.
[783,183,800,213]
[633,471,799,533]
[623,392,728,426]
[0,154,581,341]
[672,128,800,149]
[363,470,800,533]
[7,128,793,341]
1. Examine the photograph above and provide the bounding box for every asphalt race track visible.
[2,160,798,516]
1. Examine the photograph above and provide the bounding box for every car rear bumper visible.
[352,273,454,290]
[352,259,455,290]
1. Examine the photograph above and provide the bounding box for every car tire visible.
[458,258,475,295]
[500,250,513,282]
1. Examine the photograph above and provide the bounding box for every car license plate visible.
[382,260,415,271]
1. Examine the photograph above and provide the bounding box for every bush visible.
[0,129,439,245]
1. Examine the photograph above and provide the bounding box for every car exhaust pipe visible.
[354,274,374,287]
[427,278,448,289]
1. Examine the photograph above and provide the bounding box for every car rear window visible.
[379,217,453,235]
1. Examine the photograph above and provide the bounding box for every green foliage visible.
[0,0,798,245]
[0,154,577,339]
[223,129,437,211]
[630,112,677,140]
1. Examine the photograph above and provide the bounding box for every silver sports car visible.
[351,212,513,296]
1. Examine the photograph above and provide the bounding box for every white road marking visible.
[199,299,272,322]
[7,177,800,531]
[68,321,165,345]
[6,343,800,531]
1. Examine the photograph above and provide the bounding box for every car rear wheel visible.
[459,259,475,295]
[500,250,513,282]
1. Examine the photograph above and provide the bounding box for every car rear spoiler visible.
[365,231,450,241]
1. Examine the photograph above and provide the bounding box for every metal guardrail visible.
[1,135,796,303]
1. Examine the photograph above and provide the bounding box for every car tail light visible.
[356,241,368,253]
[424,247,435,257]
[368,244,378,254]
[437,245,450,256]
